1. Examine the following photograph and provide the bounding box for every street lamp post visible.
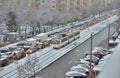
[87,26,94,78]
[116,20,119,33]
[90,33,93,70]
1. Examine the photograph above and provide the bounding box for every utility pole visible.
[87,22,94,78]
[116,20,119,33]
[118,15,120,32]
[108,24,110,50]
[89,32,94,78]
[90,33,93,70]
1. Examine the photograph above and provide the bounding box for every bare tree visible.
[6,11,18,32]
[17,55,40,78]
[1,0,120,33]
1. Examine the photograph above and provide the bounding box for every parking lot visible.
[65,31,120,78]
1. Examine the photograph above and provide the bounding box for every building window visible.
[52,1,55,3]
[32,0,39,2]
[42,1,44,3]
[53,6,55,8]
[32,0,40,5]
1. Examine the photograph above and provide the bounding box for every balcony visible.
[32,2,40,5]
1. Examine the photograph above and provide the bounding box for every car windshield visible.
[29,47,35,50]
[0,50,9,53]
[16,42,31,46]
[51,39,60,44]
[14,48,22,51]
[16,52,23,57]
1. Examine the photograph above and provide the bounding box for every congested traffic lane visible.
[0,37,77,78]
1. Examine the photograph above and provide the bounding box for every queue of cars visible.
[0,26,80,67]
[65,46,115,78]
[0,39,50,67]
[109,31,120,47]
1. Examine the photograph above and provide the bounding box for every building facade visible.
[1,0,115,14]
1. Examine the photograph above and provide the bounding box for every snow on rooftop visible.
[26,38,36,42]
[7,32,19,35]
[36,33,47,37]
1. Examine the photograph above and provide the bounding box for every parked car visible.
[76,64,90,69]
[87,67,101,78]
[118,29,120,34]
[85,47,107,59]
[94,47,107,53]
[26,47,38,54]
[115,38,120,44]
[118,35,120,39]
[65,71,87,78]
[13,52,26,60]
[75,59,94,69]
[0,57,10,67]
[70,65,89,73]
[76,59,90,65]
[100,54,111,62]
[84,55,99,65]
[112,32,118,40]
[109,40,117,47]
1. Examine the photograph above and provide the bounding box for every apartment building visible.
[56,0,68,12]
[31,0,57,10]
[1,0,116,13]
[67,0,77,10]
[101,0,114,6]
[0,0,116,24]
[57,0,84,12]
[3,0,111,13]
